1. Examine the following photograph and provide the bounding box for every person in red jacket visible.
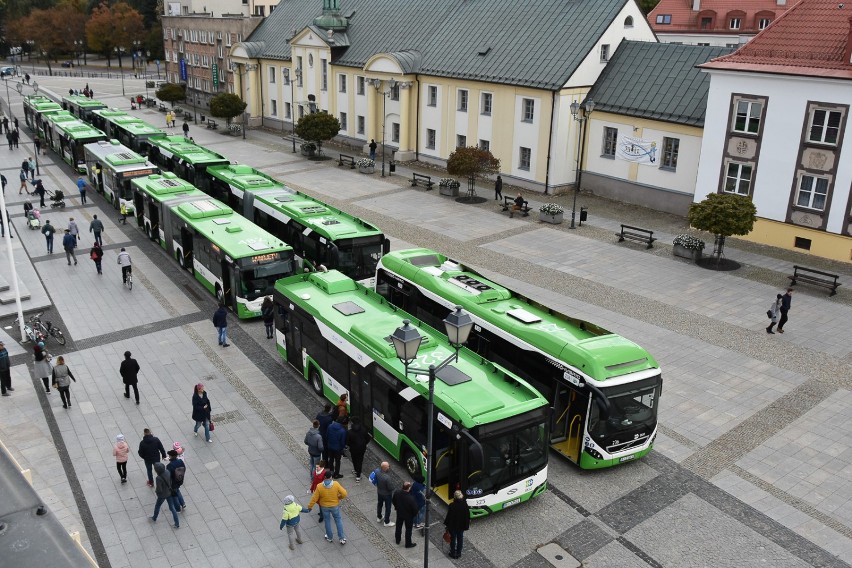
[310,460,328,523]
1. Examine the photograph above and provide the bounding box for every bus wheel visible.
[145,224,152,240]
[309,368,323,396]
[177,249,186,268]
[402,448,420,477]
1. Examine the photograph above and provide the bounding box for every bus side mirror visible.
[382,238,390,255]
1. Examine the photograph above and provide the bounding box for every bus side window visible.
[275,303,290,333]
[371,368,401,427]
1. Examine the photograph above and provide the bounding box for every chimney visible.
[693,0,701,11]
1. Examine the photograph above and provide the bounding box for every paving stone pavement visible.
[0,76,850,568]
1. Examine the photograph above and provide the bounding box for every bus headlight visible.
[586,447,603,460]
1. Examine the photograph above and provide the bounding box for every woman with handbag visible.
[51,356,77,409]
[766,293,782,334]
[444,490,471,559]
[33,341,52,394]
[191,383,213,442]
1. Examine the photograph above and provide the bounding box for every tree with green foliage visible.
[446,146,501,194]
[687,193,757,261]
[155,82,185,107]
[294,111,341,155]
[209,93,247,128]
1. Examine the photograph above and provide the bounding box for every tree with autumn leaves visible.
[86,2,147,67]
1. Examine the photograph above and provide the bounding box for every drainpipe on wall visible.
[544,90,556,196]
[257,58,263,129]
[414,74,420,161]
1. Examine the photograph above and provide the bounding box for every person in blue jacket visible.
[326,416,348,479]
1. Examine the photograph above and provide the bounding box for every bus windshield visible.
[335,239,383,281]
[472,417,548,495]
[239,259,294,300]
[588,376,660,450]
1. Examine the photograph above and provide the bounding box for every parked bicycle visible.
[15,315,45,344]
[30,312,66,346]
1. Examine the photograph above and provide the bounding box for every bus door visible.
[221,259,235,307]
[146,198,160,241]
[179,227,193,271]
[562,388,589,463]
[348,364,373,432]
[431,423,463,503]
[284,312,303,370]
[94,164,104,194]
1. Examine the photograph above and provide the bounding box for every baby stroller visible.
[23,202,41,230]
[49,189,66,209]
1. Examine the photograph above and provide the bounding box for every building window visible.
[519,147,531,171]
[392,123,400,143]
[729,18,741,29]
[701,17,713,28]
[656,14,672,24]
[479,139,490,152]
[724,162,753,195]
[457,135,467,148]
[808,109,842,145]
[758,17,771,29]
[796,175,829,211]
[296,57,303,86]
[357,76,365,95]
[733,100,762,134]
[390,84,400,101]
[624,16,634,27]
[426,129,436,149]
[269,67,276,84]
[299,105,305,119]
[661,137,679,170]
[270,99,277,116]
[357,115,365,134]
[602,127,618,157]
[458,89,468,112]
[428,86,437,107]
[600,44,610,62]
[339,112,347,131]
[285,102,292,119]
[522,98,534,122]
[481,92,492,115]
[321,59,327,91]
[283,68,290,85]
[339,74,347,93]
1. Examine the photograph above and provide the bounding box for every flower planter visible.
[358,165,375,174]
[539,212,563,224]
[439,184,460,197]
[673,243,702,261]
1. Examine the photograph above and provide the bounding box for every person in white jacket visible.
[117,248,132,285]
[766,294,782,334]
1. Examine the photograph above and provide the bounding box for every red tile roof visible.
[648,0,796,34]
[701,0,852,79]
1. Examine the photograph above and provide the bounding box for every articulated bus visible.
[90,108,130,136]
[376,249,662,469]
[147,136,229,189]
[83,140,158,213]
[274,270,550,516]
[61,95,107,122]
[23,95,62,132]
[130,173,206,244]
[130,174,295,317]
[45,112,106,172]
[204,164,389,286]
[100,115,165,155]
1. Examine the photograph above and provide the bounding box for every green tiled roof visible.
[586,41,733,127]
[246,0,630,90]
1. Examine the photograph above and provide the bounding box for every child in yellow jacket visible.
[279,495,310,550]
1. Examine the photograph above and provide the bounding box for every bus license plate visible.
[502,498,521,509]
[619,454,636,463]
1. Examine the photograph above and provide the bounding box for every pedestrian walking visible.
[89,214,104,246]
[19,169,28,194]
[335,392,349,419]
[1,116,7,134]
[6,131,12,150]
[166,450,187,512]
[1,173,6,194]
[68,217,80,241]
[13,117,18,131]
[33,179,46,207]
[150,462,180,528]
[261,296,275,338]
[119,351,141,404]
[182,120,189,138]
[280,495,310,550]
[392,481,419,548]
[33,341,52,394]
[165,111,172,129]
[307,470,348,545]
[90,241,103,274]
[192,383,213,442]
[34,135,42,156]
[316,403,334,461]
[113,434,129,483]
[51,356,77,408]
[41,220,55,254]
[63,229,77,265]
[369,139,377,161]
[0,341,12,397]
[24,73,30,84]
[11,128,18,149]
[494,174,503,200]
[347,416,371,483]
[310,459,328,522]
[27,157,35,180]
[213,303,229,347]
[304,420,324,480]
[138,428,167,487]
[444,490,471,559]
[76,176,87,204]
[777,288,793,333]
[373,461,395,526]
[412,472,426,528]
[766,294,782,334]
[326,417,347,479]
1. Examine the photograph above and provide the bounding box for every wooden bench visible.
[502,196,530,217]
[411,172,434,190]
[616,224,656,249]
[338,153,356,169]
[206,119,218,130]
[788,265,841,296]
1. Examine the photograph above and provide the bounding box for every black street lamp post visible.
[290,66,302,152]
[569,99,594,229]
[114,46,126,96]
[391,307,474,568]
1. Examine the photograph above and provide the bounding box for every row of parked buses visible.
[23,92,662,507]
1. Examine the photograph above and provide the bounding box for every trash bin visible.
[200,115,206,123]
[579,207,588,224]
[389,161,396,174]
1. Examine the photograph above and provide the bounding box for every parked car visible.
[0,66,16,77]
[61,60,74,68]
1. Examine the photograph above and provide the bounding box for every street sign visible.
[212,63,219,89]
[179,59,187,81]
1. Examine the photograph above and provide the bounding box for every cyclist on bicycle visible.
[117,247,132,285]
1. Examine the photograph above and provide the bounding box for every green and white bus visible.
[130,173,206,242]
[147,135,228,190]
[204,164,389,286]
[23,95,62,132]
[274,270,550,516]
[376,249,662,469]
[98,114,164,155]
[83,140,158,213]
[130,175,295,318]
[89,108,129,136]
[45,112,106,172]
[61,95,107,122]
